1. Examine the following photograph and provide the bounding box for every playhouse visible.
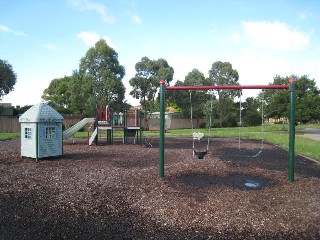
[19,103,64,161]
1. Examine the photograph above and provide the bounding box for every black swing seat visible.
[194,150,208,159]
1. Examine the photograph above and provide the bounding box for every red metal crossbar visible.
[165,85,289,91]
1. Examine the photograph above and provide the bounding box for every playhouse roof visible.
[19,103,64,123]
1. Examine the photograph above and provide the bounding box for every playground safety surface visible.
[0,137,319,239]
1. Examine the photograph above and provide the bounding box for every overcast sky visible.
[1,0,319,107]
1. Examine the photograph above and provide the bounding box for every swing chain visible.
[238,89,264,157]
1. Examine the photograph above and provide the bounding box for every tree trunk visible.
[143,97,149,130]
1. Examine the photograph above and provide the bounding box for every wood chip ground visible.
[0,137,319,239]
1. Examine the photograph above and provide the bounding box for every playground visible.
[1,136,319,239]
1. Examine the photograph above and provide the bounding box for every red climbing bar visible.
[166,85,289,91]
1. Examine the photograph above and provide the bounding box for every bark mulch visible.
[0,137,319,239]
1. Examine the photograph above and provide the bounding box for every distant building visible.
[268,117,288,124]
[0,103,14,116]
[134,105,143,110]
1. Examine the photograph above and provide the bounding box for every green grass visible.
[1,123,319,161]
[0,132,20,141]
[144,124,320,161]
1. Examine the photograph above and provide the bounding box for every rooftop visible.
[19,103,63,123]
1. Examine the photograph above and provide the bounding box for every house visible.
[0,103,14,116]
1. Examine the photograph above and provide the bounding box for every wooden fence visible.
[0,115,84,133]
[148,118,205,130]
[63,115,85,130]
[0,117,20,133]
[0,115,208,133]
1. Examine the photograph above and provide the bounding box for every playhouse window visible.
[45,127,56,139]
[24,128,32,139]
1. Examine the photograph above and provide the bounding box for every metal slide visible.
[63,118,95,139]
[88,127,97,145]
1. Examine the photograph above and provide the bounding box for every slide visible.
[88,127,97,146]
[63,118,95,139]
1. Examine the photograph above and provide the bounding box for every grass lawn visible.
[1,124,319,161]
[144,124,320,161]
[0,132,20,141]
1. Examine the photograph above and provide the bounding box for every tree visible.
[42,40,126,116]
[202,97,218,128]
[80,39,125,107]
[169,69,212,125]
[262,75,290,120]
[129,57,174,127]
[166,79,186,112]
[207,61,239,127]
[184,69,210,121]
[0,59,17,100]
[73,39,126,114]
[295,75,320,123]
[42,76,73,113]
[264,75,320,123]
[241,97,261,126]
[14,105,32,115]
[68,70,96,116]
[221,98,239,127]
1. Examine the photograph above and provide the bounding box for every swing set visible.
[158,79,296,182]
[189,88,265,159]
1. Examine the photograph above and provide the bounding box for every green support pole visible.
[288,78,296,182]
[124,110,127,144]
[110,111,113,145]
[159,80,166,179]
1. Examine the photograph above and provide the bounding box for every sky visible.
[1,0,320,107]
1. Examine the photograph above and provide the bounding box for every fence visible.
[63,115,84,130]
[0,115,207,133]
[0,115,84,133]
[0,117,20,133]
[147,117,205,130]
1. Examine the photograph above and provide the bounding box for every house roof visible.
[19,103,64,123]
